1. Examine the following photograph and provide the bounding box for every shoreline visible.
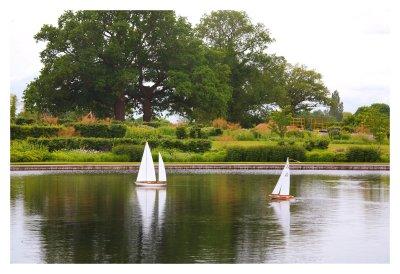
[10,163,390,171]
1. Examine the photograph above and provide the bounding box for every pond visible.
[10,170,389,263]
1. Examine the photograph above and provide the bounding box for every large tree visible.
[280,64,330,114]
[196,10,279,126]
[24,10,230,121]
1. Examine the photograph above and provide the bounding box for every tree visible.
[280,64,330,115]
[328,90,343,121]
[354,103,390,143]
[196,10,278,126]
[10,94,17,121]
[268,107,292,139]
[24,11,230,121]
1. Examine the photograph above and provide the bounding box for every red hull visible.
[269,194,294,200]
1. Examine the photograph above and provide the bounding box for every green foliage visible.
[27,137,140,152]
[196,10,279,126]
[10,94,17,121]
[125,125,160,140]
[281,64,330,114]
[189,125,206,139]
[328,90,344,121]
[304,137,330,151]
[156,126,176,137]
[305,151,347,162]
[112,144,143,161]
[201,127,223,137]
[74,123,127,138]
[11,141,50,162]
[345,146,381,162]
[50,150,129,162]
[268,108,292,139]
[357,107,389,144]
[225,145,306,162]
[227,129,256,141]
[14,117,36,125]
[159,139,212,153]
[176,126,187,139]
[328,127,341,140]
[11,125,60,140]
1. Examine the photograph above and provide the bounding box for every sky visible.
[9,0,390,113]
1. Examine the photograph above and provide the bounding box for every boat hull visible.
[135,181,167,187]
[269,194,294,200]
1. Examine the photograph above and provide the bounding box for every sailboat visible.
[269,158,294,200]
[135,142,167,187]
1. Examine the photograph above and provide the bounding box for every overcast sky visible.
[9,0,390,113]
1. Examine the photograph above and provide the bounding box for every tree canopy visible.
[24,10,332,124]
[24,10,230,122]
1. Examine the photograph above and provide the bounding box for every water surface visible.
[10,170,389,263]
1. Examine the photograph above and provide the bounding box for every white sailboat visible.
[269,158,294,200]
[135,142,167,187]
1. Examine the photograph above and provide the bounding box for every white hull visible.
[135,181,167,187]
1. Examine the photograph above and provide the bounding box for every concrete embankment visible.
[10,163,390,171]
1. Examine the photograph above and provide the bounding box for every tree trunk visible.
[142,87,153,122]
[114,95,125,121]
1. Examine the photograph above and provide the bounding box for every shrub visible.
[10,141,50,162]
[304,137,330,151]
[328,127,342,140]
[74,123,127,138]
[189,125,206,139]
[156,126,176,137]
[112,144,144,161]
[346,146,381,162]
[58,126,77,137]
[202,150,227,162]
[14,117,35,125]
[201,127,223,137]
[11,125,61,140]
[176,126,187,139]
[286,130,305,139]
[225,145,306,162]
[125,125,159,139]
[212,118,228,129]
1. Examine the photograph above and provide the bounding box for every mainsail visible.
[271,158,290,195]
[158,153,167,182]
[136,142,156,182]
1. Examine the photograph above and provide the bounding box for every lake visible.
[10,170,389,263]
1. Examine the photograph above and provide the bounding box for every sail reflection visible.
[270,200,291,236]
[136,187,166,237]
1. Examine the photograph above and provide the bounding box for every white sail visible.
[136,142,156,182]
[158,153,167,182]
[136,187,156,236]
[272,158,290,195]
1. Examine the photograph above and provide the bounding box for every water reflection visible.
[270,201,291,237]
[10,171,389,263]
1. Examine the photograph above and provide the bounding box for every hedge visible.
[73,123,127,138]
[305,151,347,162]
[225,145,306,162]
[112,144,144,161]
[345,146,381,162]
[27,137,211,153]
[11,125,61,140]
[27,137,140,152]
